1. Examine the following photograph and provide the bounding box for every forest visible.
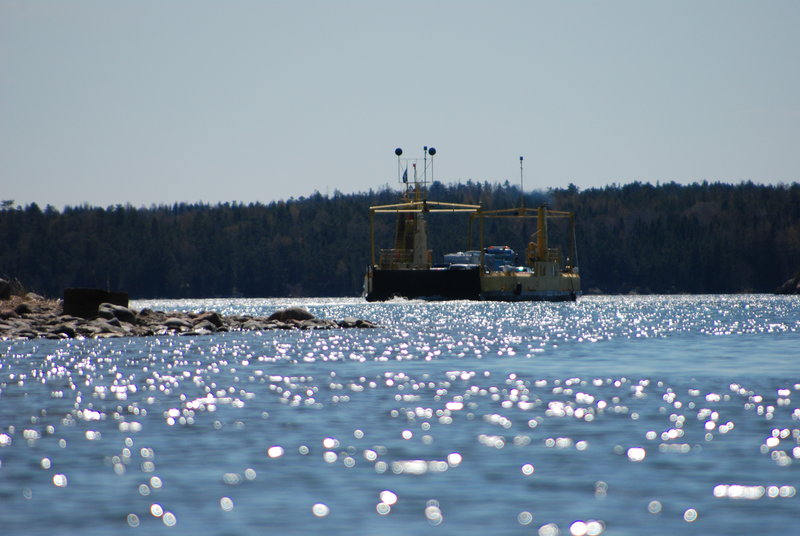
[2,180,799,298]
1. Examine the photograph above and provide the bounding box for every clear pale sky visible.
[1,1,798,208]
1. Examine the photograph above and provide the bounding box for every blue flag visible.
[402,167,408,183]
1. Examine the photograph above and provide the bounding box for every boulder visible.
[0,309,19,320]
[99,303,137,324]
[193,319,219,332]
[50,324,77,338]
[338,317,377,328]
[194,311,223,328]
[96,307,115,320]
[242,319,270,331]
[137,308,165,324]
[338,317,360,328]
[163,317,193,330]
[15,330,38,340]
[88,318,125,336]
[300,318,337,330]
[184,326,215,336]
[14,303,32,315]
[267,307,315,322]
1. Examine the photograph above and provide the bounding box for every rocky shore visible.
[0,294,376,341]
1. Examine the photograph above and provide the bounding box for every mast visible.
[390,146,437,268]
[519,156,524,210]
[536,205,548,260]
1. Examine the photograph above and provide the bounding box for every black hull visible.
[480,291,579,302]
[365,267,481,301]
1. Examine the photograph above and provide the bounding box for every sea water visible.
[1,295,798,536]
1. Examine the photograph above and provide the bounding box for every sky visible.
[1,1,798,209]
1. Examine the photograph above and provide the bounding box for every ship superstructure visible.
[364,147,481,301]
[363,149,580,301]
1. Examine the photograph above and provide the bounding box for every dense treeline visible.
[1,181,799,298]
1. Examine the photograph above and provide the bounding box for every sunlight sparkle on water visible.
[1,296,799,535]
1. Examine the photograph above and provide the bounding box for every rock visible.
[51,324,77,338]
[0,279,10,300]
[183,327,213,336]
[75,324,104,337]
[267,307,315,322]
[45,332,69,340]
[16,330,38,340]
[300,318,337,330]
[338,317,377,328]
[137,308,166,324]
[88,318,125,336]
[194,311,223,328]
[163,317,192,330]
[0,309,19,320]
[338,317,360,328]
[193,320,218,332]
[99,303,137,324]
[63,288,129,318]
[14,303,32,315]
[242,319,269,331]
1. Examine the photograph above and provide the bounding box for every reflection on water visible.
[1,295,799,535]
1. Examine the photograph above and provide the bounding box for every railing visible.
[526,247,563,265]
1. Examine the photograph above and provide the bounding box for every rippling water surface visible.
[1,295,799,535]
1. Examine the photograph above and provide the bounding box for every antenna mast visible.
[423,146,427,188]
[519,156,524,209]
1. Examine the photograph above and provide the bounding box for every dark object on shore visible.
[63,288,130,318]
[0,279,10,300]
[775,271,800,295]
[0,298,377,341]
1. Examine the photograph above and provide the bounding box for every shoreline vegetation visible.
[0,291,376,342]
[1,181,799,297]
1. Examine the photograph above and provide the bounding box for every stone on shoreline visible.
[194,311,223,328]
[0,299,378,341]
[267,307,315,322]
[98,303,138,323]
[338,316,378,328]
